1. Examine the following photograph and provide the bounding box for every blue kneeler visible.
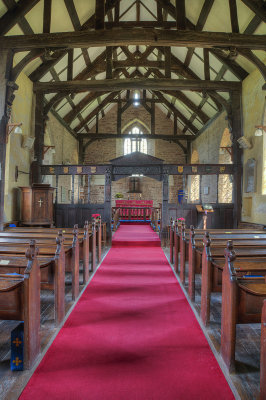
[11,322,24,371]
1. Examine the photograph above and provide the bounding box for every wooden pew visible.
[0,224,92,285]
[174,223,266,278]
[186,226,266,301]
[261,300,266,400]
[6,221,96,275]
[0,236,65,326]
[0,231,79,301]
[221,242,266,372]
[0,241,40,369]
[200,233,266,326]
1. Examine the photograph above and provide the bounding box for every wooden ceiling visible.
[0,0,265,142]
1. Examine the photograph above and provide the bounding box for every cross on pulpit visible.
[38,198,43,207]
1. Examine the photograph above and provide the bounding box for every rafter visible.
[0,0,41,35]
[240,0,266,23]
[43,0,52,33]
[27,0,119,82]
[184,0,215,67]
[152,90,198,134]
[238,48,266,81]
[64,91,110,124]
[74,92,120,132]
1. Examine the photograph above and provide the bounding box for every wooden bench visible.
[0,236,65,325]
[0,241,40,369]
[171,221,266,275]
[0,230,79,301]
[183,226,266,300]
[221,242,266,373]
[200,235,266,326]
[6,221,97,274]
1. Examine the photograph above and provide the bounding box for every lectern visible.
[19,184,54,226]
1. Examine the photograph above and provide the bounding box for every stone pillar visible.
[0,50,17,230]
[104,167,112,244]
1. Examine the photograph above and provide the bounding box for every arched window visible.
[124,126,147,155]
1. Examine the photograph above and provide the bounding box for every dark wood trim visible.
[1,29,265,51]
[33,78,242,93]
[34,92,45,183]
[43,0,52,33]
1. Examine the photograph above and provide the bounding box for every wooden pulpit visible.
[19,184,54,226]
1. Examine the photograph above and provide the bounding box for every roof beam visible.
[1,29,265,50]
[77,133,194,141]
[34,78,241,93]
[0,0,41,35]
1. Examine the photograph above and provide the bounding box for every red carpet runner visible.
[20,224,234,400]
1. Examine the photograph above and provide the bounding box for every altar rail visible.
[112,207,161,222]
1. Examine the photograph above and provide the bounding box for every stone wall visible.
[4,71,79,220]
[241,65,266,224]
[190,112,231,204]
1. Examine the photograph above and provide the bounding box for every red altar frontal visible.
[115,200,153,220]
[115,200,153,207]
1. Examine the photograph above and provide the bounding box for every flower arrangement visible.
[178,217,185,222]
[115,193,124,198]
[92,214,101,223]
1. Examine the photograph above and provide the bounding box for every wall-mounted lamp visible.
[254,125,266,137]
[6,123,23,143]
[219,146,233,161]
[43,145,56,158]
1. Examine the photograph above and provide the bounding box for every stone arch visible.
[218,128,233,203]
[122,118,150,135]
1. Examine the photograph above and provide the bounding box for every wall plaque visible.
[77,167,83,174]
[91,166,96,174]
[63,167,69,174]
[245,158,256,193]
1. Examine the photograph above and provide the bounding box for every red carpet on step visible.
[20,224,234,400]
